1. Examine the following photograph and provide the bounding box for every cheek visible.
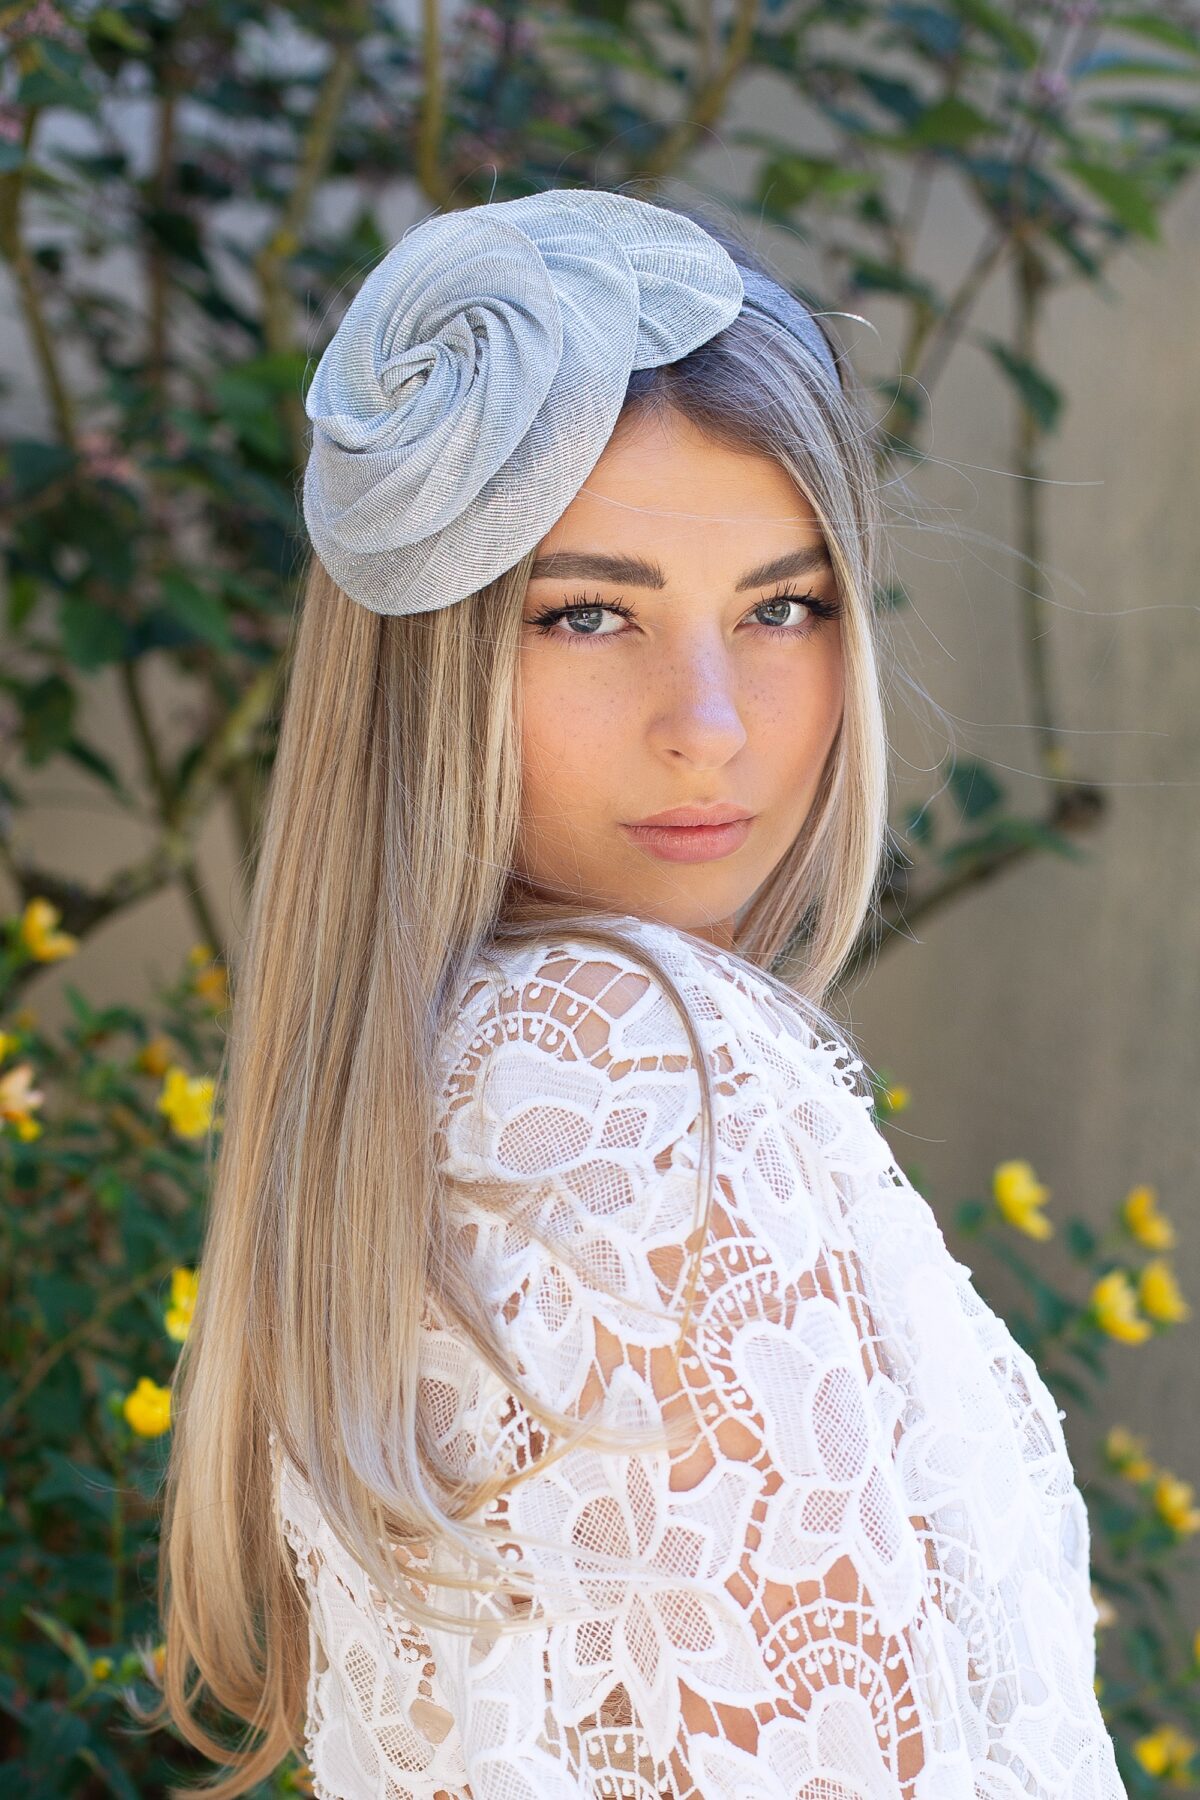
[519,655,628,808]
[754,638,845,772]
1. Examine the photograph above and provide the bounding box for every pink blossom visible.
[77,429,137,486]
[5,2,80,46]
[1031,68,1071,108]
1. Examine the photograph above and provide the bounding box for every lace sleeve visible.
[422,936,957,1792]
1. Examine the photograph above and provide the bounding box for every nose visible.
[645,633,749,767]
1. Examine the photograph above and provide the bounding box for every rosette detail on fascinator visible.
[301,187,837,617]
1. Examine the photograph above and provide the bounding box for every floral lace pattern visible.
[275,914,1126,1799]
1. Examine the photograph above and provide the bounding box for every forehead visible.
[532,411,826,570]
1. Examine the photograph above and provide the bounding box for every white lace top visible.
[275,913,1126,1799]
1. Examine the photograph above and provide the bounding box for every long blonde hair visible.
[134,198,898,1795]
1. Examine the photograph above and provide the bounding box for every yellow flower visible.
[187,942,215,967]
[123,1376,171,1437]
[165,1266,199,1342]
[1138,1259,1190,1324]
[156,1064,215,1140]
[1090,1269,1152,1344]
[91,1655,113,1681]
[1123,1182,1175,1250]
[193,961,229,1009]
[1134,1723,1196,1779]
[0,1029,20,1060]
[19,897,79,962]
[0,1060,45,1136]
[1154,1474,1200,1537]
[1104,1426,1156,1483]
[881,1084,910,1114]
[992,1159,1053,1240]
[136,1033,174,1078]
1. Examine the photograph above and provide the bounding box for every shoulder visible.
[436,913,877,1178]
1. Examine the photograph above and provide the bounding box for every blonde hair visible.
[133,200,898,1795]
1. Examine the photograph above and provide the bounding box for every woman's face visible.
[515,406,846,949]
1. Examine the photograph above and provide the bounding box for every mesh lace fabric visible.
[275,915,1127,1799]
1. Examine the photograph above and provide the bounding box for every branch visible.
[0,1253,179,1434]
[1013,237,1066,777]
[254,0,372,467]
[417,0,454,209]
[904,226,1015,398]
[634,0,759,188]
[836,780,1108,986]
[0,75,76,447]
[145,70,179,411]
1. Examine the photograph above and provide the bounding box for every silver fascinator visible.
[301,187,840,618]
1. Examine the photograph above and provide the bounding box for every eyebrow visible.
[527,544,834,592]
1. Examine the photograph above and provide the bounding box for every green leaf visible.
[6,439,76,503]
[1062,158,1161,240]
[939,815,1090,867]
[15,52,97,116]
[1034,1284,1076,1334]
[1065,1218,1098,1262]
[946,756,1004,820]
[848,257,944,310]
[212,354,308,463]
[58,594,128,671]
[538,24,655,70]
[22,1607,94,1681]
[29,1274,94,1336]
[5,570,39,630]
[18,674,76,763]
[1045,1366,1089,1405]
[75,1738,142,1800]
[891,7,964,60]
[982,339,1064,433]
[1075,52,1200,81]
[967,156,1078,231]
[1064,1335,1106,1375]
[956,1198,989,1235]
[756,154,875,212]
[159,571,235,651]
[63,735,134,801]
[29,1452,115,1522]
[17,1698,92,1782]
[1125,1621,1166,1683]
[904,801,936,847]
[907,94,992,150]
[948,0,1039,67]
[87,7,152,52]
[1107,14,1200,55]
[856,71,927,127]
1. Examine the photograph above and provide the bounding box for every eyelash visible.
[527,586,844,646]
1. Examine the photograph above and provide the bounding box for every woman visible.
[147,187,1126,1798]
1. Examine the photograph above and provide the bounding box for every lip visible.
[627,804,753,828]
[619,812,755,865]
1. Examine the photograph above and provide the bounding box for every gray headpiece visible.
[301,187,840,618]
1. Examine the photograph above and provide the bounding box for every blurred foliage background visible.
[1,0,1198,1792]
